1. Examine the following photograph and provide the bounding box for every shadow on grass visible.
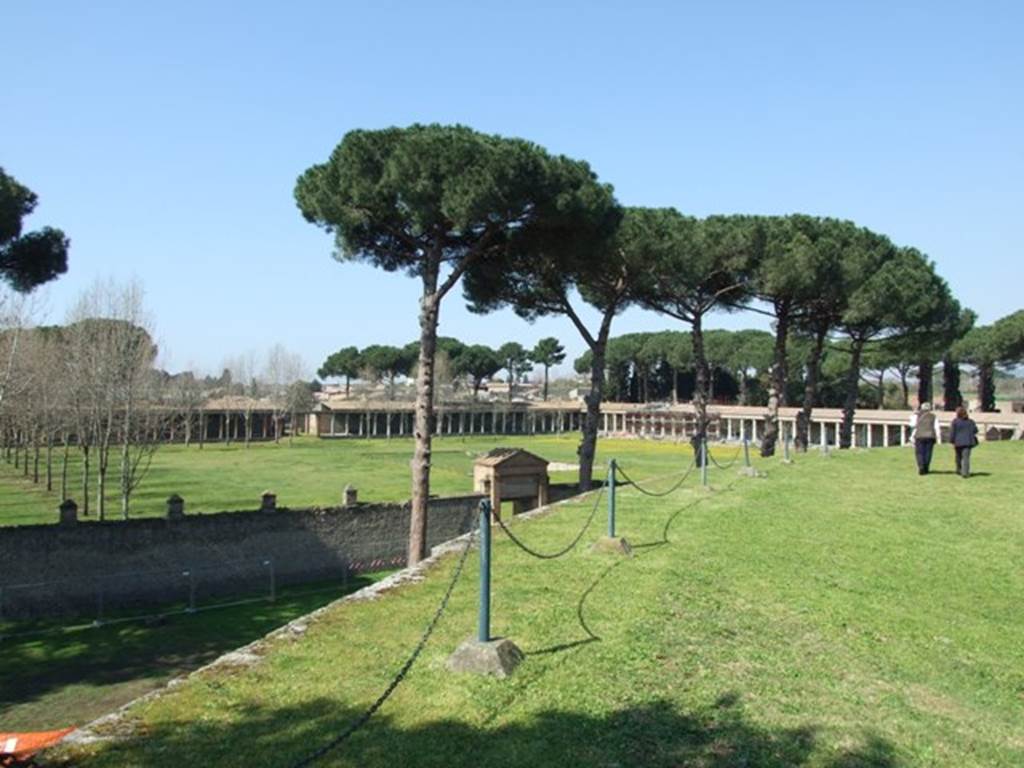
[0,577,380,729]
[536,473,748,658]
[527,558,626,657]
[52,693,903,768]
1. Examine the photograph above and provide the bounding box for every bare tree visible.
[263,343,305,443]
[168,368,205,446]
[119,367,165,516]
[65,279,160,519]
[224,351,260,447]
[285,380,315,444]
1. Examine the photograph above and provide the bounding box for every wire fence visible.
[0,524,448,633]
[0,556,355,641]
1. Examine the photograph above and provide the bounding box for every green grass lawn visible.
[0,573,396,733]
[0,435,696,526]
[39,440,1024,767]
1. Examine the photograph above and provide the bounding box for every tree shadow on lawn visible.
[0,577,379,727]
[57,692,903,768]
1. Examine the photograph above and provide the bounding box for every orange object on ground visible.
[0,728,75,765]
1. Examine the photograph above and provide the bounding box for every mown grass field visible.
[0,434,689,526]
[38,439,1024,768]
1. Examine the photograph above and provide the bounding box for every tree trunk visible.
[45,431,53,491]
[917,360,933,405]
[578,314,613,492]
[942,355,961,411]
[978,361,996,412]
[81,444,90,517]
[345,376,351,397]
[691,313,710,447]
[120,432,130,520]
[184,412,192,447]
[796,324,828,451]
[840,338,865,448]
[761,305,790,457]
[543,364,550,401]
[899,370,910,409]
[244,411,251,448]
[199,412,205,450]
[876,371,885,409]
[97,461,107,521]
[60,436,69,501]
[409,263,441,567]
[32,429,40,484]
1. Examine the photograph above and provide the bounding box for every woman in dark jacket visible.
[950,406,979,478]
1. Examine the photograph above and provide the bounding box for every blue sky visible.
[3,1,1021,377]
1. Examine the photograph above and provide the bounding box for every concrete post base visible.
[592,536,632,556]
[447,637,523,678]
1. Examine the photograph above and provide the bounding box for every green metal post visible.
[743,437,751,468]
[607,459,616,537]
[783,425,791,461]
[478,499,491,643]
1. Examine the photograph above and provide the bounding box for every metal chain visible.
[614,458,696,498]
[493,483,606,560]
[290,526,477,768]
[707,443,744,471]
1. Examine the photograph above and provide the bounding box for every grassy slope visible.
[49,441,1024,768]
[0,435,691,526]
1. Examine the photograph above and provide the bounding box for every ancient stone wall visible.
[0,495,482,619]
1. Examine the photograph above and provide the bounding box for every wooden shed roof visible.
[474,448,549,468]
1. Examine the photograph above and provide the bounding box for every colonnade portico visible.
[307,400,1024,444]
[314,405,587,439]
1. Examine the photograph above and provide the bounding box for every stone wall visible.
[0,495,482,620]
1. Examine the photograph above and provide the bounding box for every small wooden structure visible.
[473,449,550,518]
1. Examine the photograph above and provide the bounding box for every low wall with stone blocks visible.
[0,495,482,620]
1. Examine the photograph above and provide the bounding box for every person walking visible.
[950,405,979,478]
[910,402,938,475]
